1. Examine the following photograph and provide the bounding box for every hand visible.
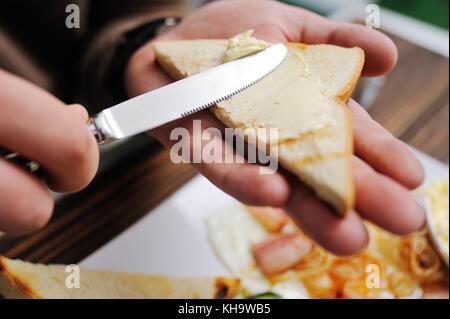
[125,0,424,255]
[0,70,99,234]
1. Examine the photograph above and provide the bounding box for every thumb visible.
[67,103,90,122]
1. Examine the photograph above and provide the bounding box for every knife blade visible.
[90,43,287,143]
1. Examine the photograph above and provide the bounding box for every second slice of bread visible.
[0,256,240,299]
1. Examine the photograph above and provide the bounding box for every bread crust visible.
[155,40,365,216]
[0,256,241,299]
[333,47,365,214]
[212,44,364,215]
[0,256,39,299]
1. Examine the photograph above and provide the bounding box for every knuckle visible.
[12,190,53,234]
[69,103,84,109]
[28,198,53,232]
[58,125,98,191]
[63,126,96,167]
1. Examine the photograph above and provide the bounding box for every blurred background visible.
[281,0,448,29]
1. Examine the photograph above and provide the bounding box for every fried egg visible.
[206,205,310,298]
[206,202,446,299]
[424,179,449,264]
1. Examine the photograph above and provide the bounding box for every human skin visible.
[125,0,425,255]
[0,70,99,234]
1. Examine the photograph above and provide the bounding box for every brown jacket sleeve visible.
[81,0,189,109]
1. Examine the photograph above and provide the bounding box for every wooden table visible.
[369,35,449,163]
[0,34,448,264]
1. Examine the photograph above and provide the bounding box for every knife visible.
[1,44,287,172]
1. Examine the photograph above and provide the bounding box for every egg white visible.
[206,205,310,298]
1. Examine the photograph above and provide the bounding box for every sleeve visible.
[80,0,189,110]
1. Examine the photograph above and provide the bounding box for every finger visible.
[353,157,425,235]
[0,159,53,234]
[200,158,290,207]
[125,37,176,97]
[349,99,424,189]
[152,111,291,207]
[285,181,368,256]
[67,103,90,122]
[0,71,99,192]
[288,8,398,76]
[127,39,291,207]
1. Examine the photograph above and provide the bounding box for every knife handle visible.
[0,149,42,175]
[0,118,105,174]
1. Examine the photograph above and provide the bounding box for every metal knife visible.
[2,44,287,172]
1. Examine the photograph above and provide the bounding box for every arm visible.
[124,0,425,255]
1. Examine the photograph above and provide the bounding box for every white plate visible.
[81,148,449,276]
[81,174,235,276]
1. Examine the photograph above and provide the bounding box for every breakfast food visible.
[0,256,240,299]
[417,179,449,265]
[206,202,449,299]
[154,31,365,215]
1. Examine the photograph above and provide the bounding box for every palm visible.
[125,0,424,255]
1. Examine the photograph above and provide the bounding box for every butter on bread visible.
[154,31,364,215]
[0,256,240,299]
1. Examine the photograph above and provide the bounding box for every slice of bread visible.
[154,37,364,215]
[0,256,240,299]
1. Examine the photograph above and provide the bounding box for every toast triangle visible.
[154,38,364,215]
